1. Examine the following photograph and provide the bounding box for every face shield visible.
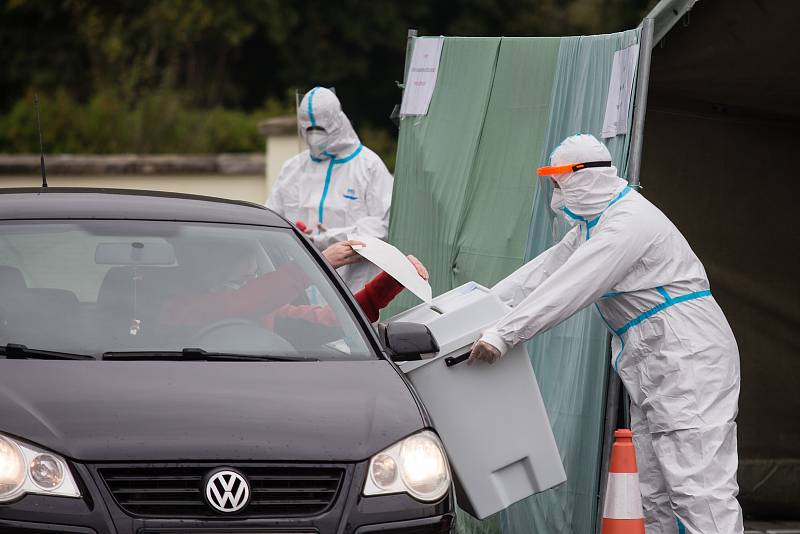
[537,161,613,178]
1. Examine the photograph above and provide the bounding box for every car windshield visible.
[0,220,375,360]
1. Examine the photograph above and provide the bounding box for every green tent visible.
[389,27,644,534]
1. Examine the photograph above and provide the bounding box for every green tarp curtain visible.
[386,36,562,316]
[506,30,640,534]
[386,37,505,318]
[388,29,640,534]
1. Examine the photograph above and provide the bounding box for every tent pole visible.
[623,16,655,425]
[627,17,655,188]
[596,18,655,534]
[596,357,621,532]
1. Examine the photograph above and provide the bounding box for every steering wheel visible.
[190,319,297,355]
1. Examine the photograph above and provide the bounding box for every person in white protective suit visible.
[469,134,742,534]
[266,87,394,292]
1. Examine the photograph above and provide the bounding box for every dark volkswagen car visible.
[0,188,453,534]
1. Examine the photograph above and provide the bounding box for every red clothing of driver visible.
[355,271,404,321]
[272,271,403,326]
[162,267,404,327]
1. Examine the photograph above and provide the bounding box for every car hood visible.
[0,360,424,462]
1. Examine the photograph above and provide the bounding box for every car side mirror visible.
[382,322,439,362]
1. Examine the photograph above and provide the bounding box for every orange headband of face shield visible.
[536,160,612,177]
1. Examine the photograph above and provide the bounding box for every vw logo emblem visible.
[203,468,250,513]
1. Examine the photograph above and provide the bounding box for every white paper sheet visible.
[601,43,640,139]
[399,37,444,117]
[349,236,432,302]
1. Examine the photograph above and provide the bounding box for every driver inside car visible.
[160,239,428,329]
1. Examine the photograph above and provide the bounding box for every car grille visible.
[97,463,344,518]
[378,524,451,534]
[356,517,453,534]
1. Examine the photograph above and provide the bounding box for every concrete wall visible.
[265,134,303,197]
[0,116,303,206]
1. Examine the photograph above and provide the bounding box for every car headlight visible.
[0,434,80,502]
[364,430,451,502]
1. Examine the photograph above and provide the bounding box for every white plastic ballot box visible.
[388,282,566,519]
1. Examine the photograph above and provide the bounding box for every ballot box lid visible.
[389,282,509,363]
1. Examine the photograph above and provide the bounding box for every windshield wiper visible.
[101,348,315,362]
[0,343,95,360]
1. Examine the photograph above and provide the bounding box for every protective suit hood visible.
[267,87,393,292]
[550,134,628,218]
[298,87,361,160]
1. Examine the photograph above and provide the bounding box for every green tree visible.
[0,0,656,157]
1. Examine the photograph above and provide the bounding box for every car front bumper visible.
[0,461,454,534]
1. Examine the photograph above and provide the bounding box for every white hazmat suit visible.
[479,134,743,534]
[266,87,393,292]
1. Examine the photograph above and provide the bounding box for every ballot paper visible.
[349,236,432,302]
[399,37,444,116]
[601,43,640,139]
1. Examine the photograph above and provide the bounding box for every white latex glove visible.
[467,339,501,366]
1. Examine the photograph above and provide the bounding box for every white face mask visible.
[306,131,330,155]
[551,185,581,226]
[550,186,565,215]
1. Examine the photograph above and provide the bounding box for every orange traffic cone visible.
[601,429,646,534]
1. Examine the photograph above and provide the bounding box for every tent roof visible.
[642,0,698,45]
[644,0,800,120]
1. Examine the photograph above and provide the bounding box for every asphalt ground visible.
[745,521,800,533]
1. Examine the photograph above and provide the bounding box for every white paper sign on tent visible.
[601,43,640,139]
[399,37,444,116]
[348,236,432,302]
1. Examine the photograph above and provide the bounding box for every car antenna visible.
[34,93,48,188]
